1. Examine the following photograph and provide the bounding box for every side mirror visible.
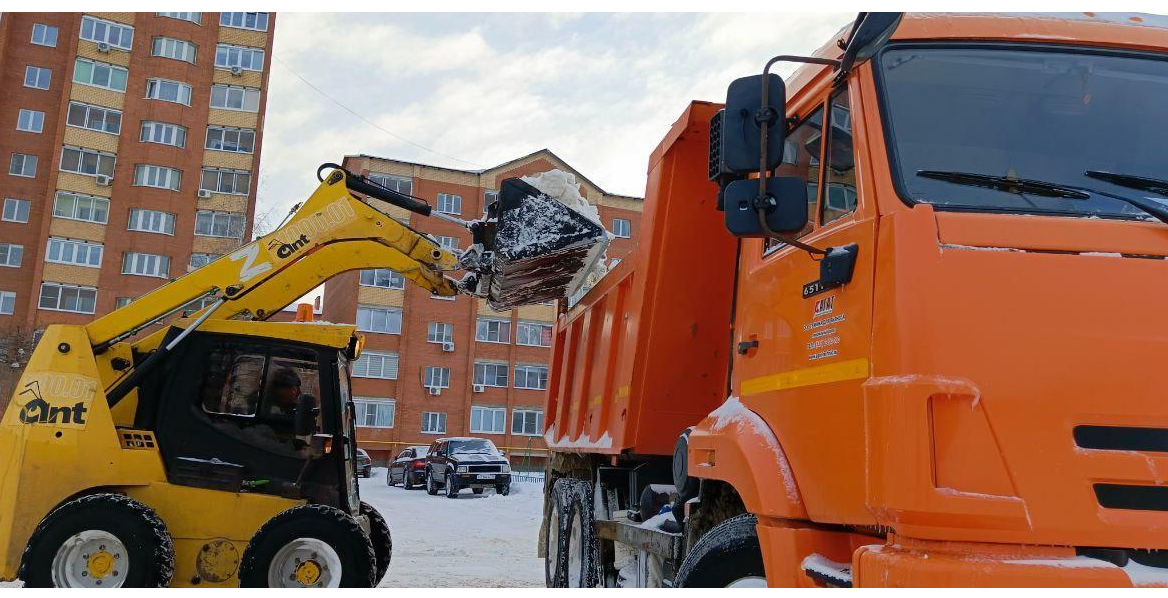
[720,74,786,173]
[838,13,903,76]
[723,177,808,237]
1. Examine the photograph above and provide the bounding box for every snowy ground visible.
[0,468,547,588]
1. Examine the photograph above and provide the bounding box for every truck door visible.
[730,84,878,524]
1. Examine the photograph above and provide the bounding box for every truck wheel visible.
[239,504,376,588]
[674,514,765,588]
[425,469,438,495]
[564,479,600,587]
[360,502,392,585]
[445,472,460,499]
[545,478,572,587]
[19,493,174,588]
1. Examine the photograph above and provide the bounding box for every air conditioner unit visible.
[95,175,112,187]
[96,41,111,53]
[197,189,212,199]
[230,65,243,76]
[441,341,455,353]
[427,386,441,397]
[472,384,485,394]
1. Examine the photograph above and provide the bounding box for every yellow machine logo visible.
[15,373,98,428]
[231,198,358,282]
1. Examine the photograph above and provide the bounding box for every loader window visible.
[199,345,266,416]
[765,106,825,254]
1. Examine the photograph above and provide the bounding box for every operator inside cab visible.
[266,367,319,449]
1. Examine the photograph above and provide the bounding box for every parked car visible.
[388,445,429,489]
[355,447,372,478]
[424,437,511,498]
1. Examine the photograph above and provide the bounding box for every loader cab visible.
[133,320,363,511]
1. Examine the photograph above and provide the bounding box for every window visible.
[0,292,14,316]
[612,218,632,238]
[421,412,447,434]
[423,366,450,389]
[356,305,402,335]
[134,165,182,190]
[54,192,109,224]
[765,107,825,253]
[46,237,103,268]
[152,37,197,63]
[436,193,461,215]
[73,58,127,92]
[4,199,31,223]
[220,12,270,31]
[514,365,549,390]
[60,146,115,177]
[189,253,220,268]
[352,351,398,379]
[200,168,251,195]
[128,208,176,235]
[80,16,133,50]
[354,398,396,428]
[115,297,133,309]
[39,283,96,314]
[194,210,245,239]
[359,269,405,289]
[427,322,452,344]
[484,190,499,215]
[0,244,23,267]
[434,235,459,251]
[821,90,858,225]
[140,121,187,148]
[66,102,121,134]
[368,173,411,195]
[476,317,511,343]
[24,66,50,90]
[473,362,508,388]
[512,409,544,436]
[157,12,201,24]
[216,43,265,71]
[210,84,261,111]
[122,252,170,278]
[470,406,506,434]
[516,321,553,347]
[206,126,255,153]
[9,154,37,178]
[17,110,44,133]
[31,23,58,47]
[145,78,192,105]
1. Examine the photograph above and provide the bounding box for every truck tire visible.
[360,502,392,585]
[238,504,376,588]
[425,468,438,495]
[674,514,765,588]
[545,478,572,587]
[19,493,174,588]
[445,471,460,499]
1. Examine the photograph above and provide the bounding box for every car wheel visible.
[445,472,459,499]
[239,505,375,588]
[402,472,413,490]
[19,493,174,588]
[496,484,511,496]
[425,469,438,496]
[674,514,765,588]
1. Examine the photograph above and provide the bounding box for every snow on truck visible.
[539,12,1168,588]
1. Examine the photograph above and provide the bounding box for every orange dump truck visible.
[539,12,1168,588]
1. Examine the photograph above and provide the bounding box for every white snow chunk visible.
[544,424,614,450]
[801,554,853,586]
[1005,557,1116,569]
[638,511,674,531]
[1123,560,1168,587]
[706,396,800,503]
[520,169,612,289]
[864,374,981,407]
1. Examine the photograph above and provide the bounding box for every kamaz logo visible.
[16,374,96,427]
[269,234,310,259]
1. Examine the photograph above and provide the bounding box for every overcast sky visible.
[255,12,853,221]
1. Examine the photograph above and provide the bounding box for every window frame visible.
[427,322,453,344]
[512,408,545,436]
[612,218,632,238]
[351,350,399,380]
[31,23,59,47]
[53,192,109,224]
[38,282,97,314]
[354,398,397,429]
[4,198,32,223]
[200,167,252,196]
[66,102,122,135]
[359,268,405,290]
[356,305,403,335]
[475,317,511,344]
[16,109,45,134]
[151,36,197,63]
[210,84,261,112]
[205,126,255,154]
[133,164,182,191]
[436,193,462,215]
[219,12,270,32]
[514,364,549,391]
[79,15,134,51]
[24,65,51,90]
[121,251,171,279]
[0,243,24,268]
[45,237,103,268]
[421,411,447,434]
[157,12,202,25]
[127,208,176,235]
[470,405,507,434]
[145,78,193,106]
[72,58,127,92]
[59,146,116,178]
[215,43,265,71]
[423,366,451,389]
[0,291,15,316]
[516,320,553,347]
[9,154,37,178]
[473,361,509,388]
[194,210,245,239]
[140,121,187,148]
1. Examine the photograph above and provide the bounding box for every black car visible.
[388,445,429,489]
[355,448,372,478]
[424,437,511,498]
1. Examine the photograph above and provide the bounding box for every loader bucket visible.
[480,177,610,310]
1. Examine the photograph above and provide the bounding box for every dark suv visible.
[424,437,511,498]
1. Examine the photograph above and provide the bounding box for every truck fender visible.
[686,397,807,520]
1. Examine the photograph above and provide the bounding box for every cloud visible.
[257,12,853,218]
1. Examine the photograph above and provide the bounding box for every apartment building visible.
[0,12,274,330]
[325,150,642,470]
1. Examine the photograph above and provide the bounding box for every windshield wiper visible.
[917,170,1089,199]
[1085,171,1168,198]
[918,169,1168,225]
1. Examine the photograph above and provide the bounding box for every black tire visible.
[445,471,459,499]
[472,488,484,495]
[425,469,438,496]
[545,478,572,587]
[238,504,376,588]
[564,479,599,587]
[496,484,510,496]
[360,502,392,585]
[19,493,174,588]
[402,472,413,490]
[674,514,765,588]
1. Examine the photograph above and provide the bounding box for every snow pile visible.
[544,423,614,450]
[519,169,612,288]
[707,396,801,503]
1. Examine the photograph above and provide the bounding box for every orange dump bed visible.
[543,102,738,457]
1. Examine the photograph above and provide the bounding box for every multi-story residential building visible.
[0,12,274,332]
[325,150,642,471]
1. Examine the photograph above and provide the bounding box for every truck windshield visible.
[877,45,1168,219]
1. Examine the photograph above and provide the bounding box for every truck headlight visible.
[500,464,510,473]
[457,465,468,473]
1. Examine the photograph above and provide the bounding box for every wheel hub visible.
[268,538,342,588]
[294,559,323,586]
[51,530,126,588]
[87,551,114,579]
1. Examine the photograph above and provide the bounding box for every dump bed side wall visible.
[545,101,737,456]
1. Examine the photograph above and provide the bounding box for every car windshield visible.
[450,439,497,455]
[877,45,1168,219]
